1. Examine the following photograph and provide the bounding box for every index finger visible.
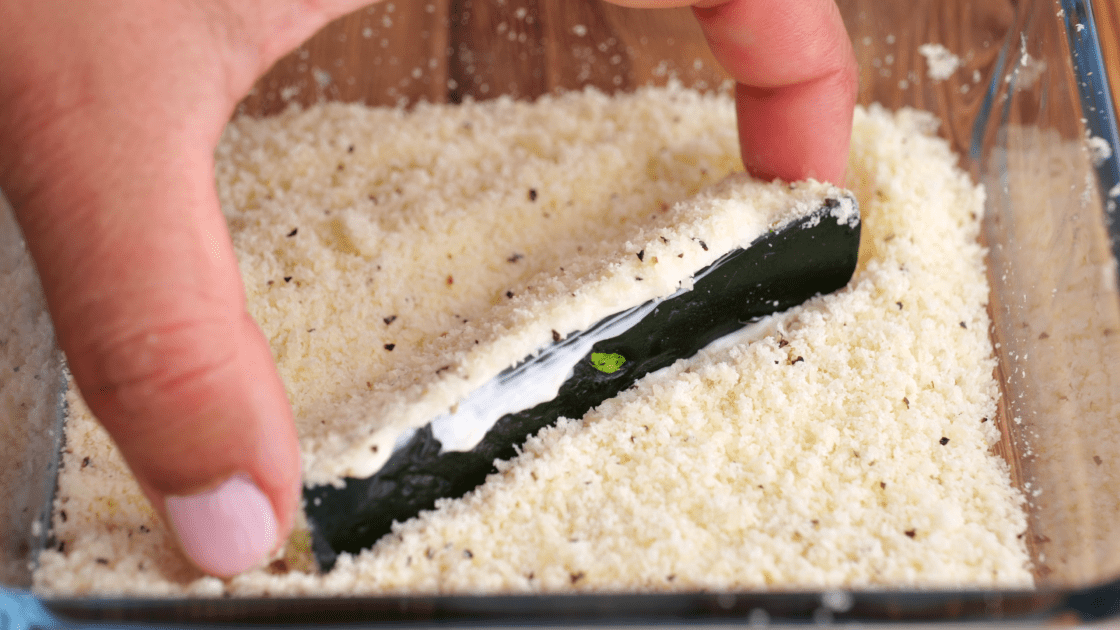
[605,0,858,185]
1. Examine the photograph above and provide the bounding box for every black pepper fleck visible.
[897,302,903,310]
[960,321,967,329]
[96,558,109,565]
[12,366,19,372]
[552,330,561,343]
[528,189,538,201]
[903,397,910,408]
[1094,455,1104,466]
[81,457,91,468]
[287,228,298,237]
[570,572,585,584]
[464,549,473,558]
[506,291,514,298]
[981,417,989,423]
[791,356,804,364]
[939,437,950,445]
[636,249,645,261]
[905,529,916,538]
[370,445,379,453]
[778,339,789,348]
[698,240,708,251]
[507,253,524,263]
[284,276,292,283]
[384,315,397,325]
[59,510,67,522]
[384,343,395,351]
[347,145,355,153]
[139,525,150,533]
[880,482,887,489]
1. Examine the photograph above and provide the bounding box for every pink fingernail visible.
[165,474,278,577]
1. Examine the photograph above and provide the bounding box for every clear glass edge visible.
[1056,0,1120,246]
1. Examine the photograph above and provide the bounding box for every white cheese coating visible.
[428,297,665,454]
[32,89,1033,596]
[427,201,853,456]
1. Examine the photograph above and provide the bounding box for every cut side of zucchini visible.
[304,196,860,570]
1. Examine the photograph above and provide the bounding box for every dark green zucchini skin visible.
[305,199,860,570]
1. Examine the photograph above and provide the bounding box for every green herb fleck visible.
[591,352,626,374]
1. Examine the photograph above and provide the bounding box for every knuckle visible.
[76,314,241,423]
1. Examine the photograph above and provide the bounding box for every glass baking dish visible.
[2,0,1119,626]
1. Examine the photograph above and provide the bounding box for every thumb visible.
[14,124,300,578]
[2,63,299,580]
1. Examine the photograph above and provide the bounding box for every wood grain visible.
[1094,0,1119,119]
[237,1,451,116]
[237,1,728,116]
[238,0,1116,130]
[237,0,1030,156]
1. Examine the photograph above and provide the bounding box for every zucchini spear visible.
[304,193,860,570]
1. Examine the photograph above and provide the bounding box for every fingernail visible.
[165,473,278,577]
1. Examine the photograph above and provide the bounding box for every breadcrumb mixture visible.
[32,87,1033,596]
[984,126,1120,587]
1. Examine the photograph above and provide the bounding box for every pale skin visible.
[0,1,856,577]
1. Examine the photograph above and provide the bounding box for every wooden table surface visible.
[237,0,1119,165]
[1096,0,1119,116]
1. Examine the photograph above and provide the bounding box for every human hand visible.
[606,0,858,185]
[0,0,376,578]
[0,0,856,579]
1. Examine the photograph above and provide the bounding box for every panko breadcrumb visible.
[32,86,1033,596]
